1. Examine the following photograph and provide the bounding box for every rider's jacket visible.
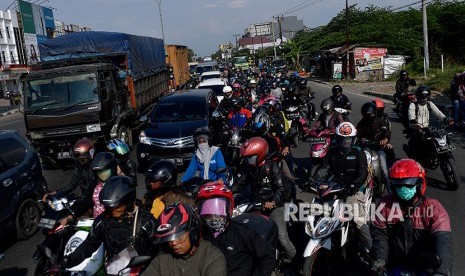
[330,94,352,111]
[408,101,446,129]
[311,112,344,131]
[296,85,313,99]
[65,207,155,268]
[327,146,368,190]
[204,221,276,276]
[371,195,452,276]
[60,163,96,196]
[228,108,252,128]
[356,116,392,149]
[236,160,291,207]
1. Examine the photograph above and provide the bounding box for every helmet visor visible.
[337,136,354,150]
[246,155,258,165]
[155,229,189,244]
[199,198,228,216]
[97,169,112,182]
[390,177,420,187]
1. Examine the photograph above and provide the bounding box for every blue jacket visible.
[182,148,227,183]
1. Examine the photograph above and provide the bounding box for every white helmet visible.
[223,86,233,99]
[335,122,357,152]
[249,79,257,84]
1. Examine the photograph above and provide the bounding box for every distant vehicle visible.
[0,130,47,240]
[233,56,249,70]
[189,62,198,75]
[200,71,222,82]
[195,61,218,77]
[203,57,213,62]
[196,78,229,102]
[137,89,219,171]
[272,59,287,71]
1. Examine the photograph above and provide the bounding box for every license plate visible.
[310,138,326,143]
[436,145,455,153]
[57,151,72,159]
[38,218,56,229]
[287,113,299,119]
[167,158,183,165]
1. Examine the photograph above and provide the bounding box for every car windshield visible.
[26,73,99,112]
[234,56,248,64]
[197,85,224,96]
[152,100,206,123]
[196,66,213,74]
[189,65,197,74]
[272,59,285,67]
[201,73,221,82]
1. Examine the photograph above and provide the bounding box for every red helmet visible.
[197,181,234,217]
[372,98,385,110]
[232,82,241,89]
[389,159,426,196]
[240,137,269,166]
[155,202,201,245]
[73,138,95,164]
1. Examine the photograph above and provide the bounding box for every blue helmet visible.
[106,138,130,157]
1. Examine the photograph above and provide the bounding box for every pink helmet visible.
[232,83,241,89]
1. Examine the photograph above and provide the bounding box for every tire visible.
[441,155,460,190]
[302,249,331,276]
[34,256,51,276]
[16,198,41,240]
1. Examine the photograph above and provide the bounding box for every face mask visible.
[396,186,417,201]
[198,143,209,154]
[204,216,227,237]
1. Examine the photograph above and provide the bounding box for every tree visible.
[187,48,195,62]
[282,39,303,70]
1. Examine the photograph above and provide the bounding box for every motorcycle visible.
[394,92,416,127]
[33,195,105,276]
[334,105,351,121]
[406,125,460,190]
[283,98,311,147]
[301,128,335,192]
[302,180,373,275]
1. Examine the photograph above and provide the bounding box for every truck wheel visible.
[16,199,41,240]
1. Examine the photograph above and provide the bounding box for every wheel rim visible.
[19,201,39,233]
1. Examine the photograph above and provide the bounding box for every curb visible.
[0,108,20,117]
[363,91,394,101]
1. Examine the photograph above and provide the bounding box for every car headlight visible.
[86,124,101,133]
[139,130,151,145]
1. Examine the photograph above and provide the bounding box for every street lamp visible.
[155,0,166,42]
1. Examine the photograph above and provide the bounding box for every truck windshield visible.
[152,100,206,123]
[196,66,213,75]
[26,73,99,112]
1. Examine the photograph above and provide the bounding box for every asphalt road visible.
[0,81,463,275]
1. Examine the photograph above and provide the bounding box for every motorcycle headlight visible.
[435,136,447,147]
[231,133,240,144]
[307,217,339,238]
[139,130,151,145]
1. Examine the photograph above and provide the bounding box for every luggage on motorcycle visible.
[232,213,278,248]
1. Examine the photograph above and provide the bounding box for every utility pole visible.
[155,0,165,42]
[422,0,430,71]
[232,34,241,49]
[271,21,277,59]
[345,0,350,79]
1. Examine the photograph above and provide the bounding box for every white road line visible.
[2,119,21,126]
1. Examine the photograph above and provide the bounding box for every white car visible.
[200,71,222,82]
[196,78,228,102]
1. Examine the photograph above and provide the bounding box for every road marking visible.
[2,119,21,126]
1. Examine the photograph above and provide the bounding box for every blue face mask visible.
[396,186,417,201]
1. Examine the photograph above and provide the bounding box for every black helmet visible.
[299,78,307,88]
[92,152,116,182]
[145,160,178,191]
[99,176,136,208]
[320,98,334,114]
[289,75,297,83]
[231,97,244,110]
[154,202,201,246]
[287,85,296,94]
[331,85,343,96]
[193,127,212,146]
[399,70,408,77]
[262,86,271,95]
[361,102,377,119]
[415,85,431,105]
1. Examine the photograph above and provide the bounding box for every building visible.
[0,10,24,92]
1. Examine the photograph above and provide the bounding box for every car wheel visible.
[16,198,41,240]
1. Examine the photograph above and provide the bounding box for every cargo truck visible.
[165,45,189,89]
[22,31,168,168]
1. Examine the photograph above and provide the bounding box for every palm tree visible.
[284,39,303,71]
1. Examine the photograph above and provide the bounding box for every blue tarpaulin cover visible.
[38,31,166,79]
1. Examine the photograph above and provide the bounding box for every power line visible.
[282,0,327,16]
[391,0,432,12]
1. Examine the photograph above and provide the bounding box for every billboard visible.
[24,33,39,64]
[19,0,35,34]
[354,47,387,73]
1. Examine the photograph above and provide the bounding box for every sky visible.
[7,0,418,56]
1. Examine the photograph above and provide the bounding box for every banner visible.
[354,47,387,73]
[19,0,35,34]
[32,3,45,36]
[24,33,39,64]
[42,7,55,30]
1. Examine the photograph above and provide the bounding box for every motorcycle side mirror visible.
[45,247,52,259]
[125,256,152,269]
[139,115,148,123]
